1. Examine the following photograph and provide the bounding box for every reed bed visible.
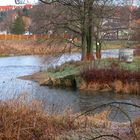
[0,95,139,139]
[80,68,140,94]
[0,97,76,140]
[0,39,78,56]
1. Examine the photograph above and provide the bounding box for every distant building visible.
[101,5,139,40]
[0,4,33,35]
[0,30,7,34]
[0,4,33,11]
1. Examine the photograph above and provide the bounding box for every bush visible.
[81,68,140,85]
[0,98,76,140]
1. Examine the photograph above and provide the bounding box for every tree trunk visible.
[86,0,94,61]
[86,28,94,60]
[81,1,87,61]
[96,44,101,59]
[81,31,87,61]
[95,37,102,59]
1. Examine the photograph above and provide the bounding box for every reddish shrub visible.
[81,68,140,85]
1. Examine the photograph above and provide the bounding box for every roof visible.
[0,4,32,11]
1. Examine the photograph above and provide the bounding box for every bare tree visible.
[0,12,14,33]
[29,4,50,34]
[15,0,122,61]
[132,6,140,42]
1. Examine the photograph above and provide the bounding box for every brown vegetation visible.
[80,68,140,94]
[114,80,140,94]
[81,68,140,84]
[0,95,139,140]
[0,34,60,40]
[134,46,140,56]
[133,116,140,139]
[0,97,76,140]
[0,40,79,56]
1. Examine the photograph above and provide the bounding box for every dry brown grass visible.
[0,96,76,140]
[114,80,124,93]
[0,96,117,140]
[80,80,140,94]
[85,82,112,92]
[0,95,139,140]
[114,80,140,94]
[0,40,79,56]
[133,117,140,139]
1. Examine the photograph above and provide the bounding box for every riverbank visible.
[19,57,140,94]
[0,40,139,57]
[0,96,139,140]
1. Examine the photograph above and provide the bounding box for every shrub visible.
[81,68,140,85]
[0,98,76,140]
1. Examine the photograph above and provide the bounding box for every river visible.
[0,50,140,122]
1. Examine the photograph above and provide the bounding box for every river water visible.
[0,50,140,122]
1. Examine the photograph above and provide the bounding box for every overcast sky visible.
[0,0,139,6]
[0,0,38,5]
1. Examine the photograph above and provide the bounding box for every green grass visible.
[95,58,140,71]
[92,41,139,50]
[47,62,81,78]
[47,58,140,79]
[0,54,10,57]
[119,58,140,71]
[59,40,138,50]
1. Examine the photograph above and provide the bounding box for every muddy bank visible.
[19,72,79,88]
[19,69,140,95]
[18,72,48,85]
[18,56,140,94]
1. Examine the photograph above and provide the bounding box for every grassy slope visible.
[47,58,140,79]
[101,40,138,50]
[76,40,139,50]
[96,58,140,71]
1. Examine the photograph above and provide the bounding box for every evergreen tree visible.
[11,16,25,34]
[22,8,29,17]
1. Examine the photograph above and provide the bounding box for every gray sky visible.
[0,0,139,6]
[0,0,38,5]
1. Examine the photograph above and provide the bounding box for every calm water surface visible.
[0,50,140,122]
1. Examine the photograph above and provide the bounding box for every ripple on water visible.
[0,54,139,122]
